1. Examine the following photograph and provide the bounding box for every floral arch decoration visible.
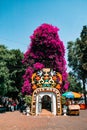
[31,68,62,90]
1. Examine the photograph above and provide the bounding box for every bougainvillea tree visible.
[22,23,69,95]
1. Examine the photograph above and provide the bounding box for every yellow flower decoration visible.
[31,73,36,84]
[56,72,62,84]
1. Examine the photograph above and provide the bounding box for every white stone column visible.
[52,94,56,115]
[36,94,38,115]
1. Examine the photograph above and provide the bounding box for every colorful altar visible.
[31,68,62,116]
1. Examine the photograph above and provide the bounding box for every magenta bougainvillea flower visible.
[33,62,45,70]
[22,23,69,94]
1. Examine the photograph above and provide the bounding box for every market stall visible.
[68,104,80,115]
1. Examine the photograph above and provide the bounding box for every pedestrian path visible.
[39,109,53,116]
[0,110,87,130]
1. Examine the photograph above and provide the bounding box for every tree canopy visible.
[67,25,87,104]
[68,72,82,92]
[0,45,24,97]
[22,23,69,95]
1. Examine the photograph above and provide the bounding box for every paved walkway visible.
[39,109,53,116]
[0,110,87,130]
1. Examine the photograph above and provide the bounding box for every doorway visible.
[42,95,51,111]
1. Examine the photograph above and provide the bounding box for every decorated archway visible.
[31,87,62,116]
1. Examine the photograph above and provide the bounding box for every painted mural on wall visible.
[32,68,62,90]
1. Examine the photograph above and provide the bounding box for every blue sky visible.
[0,0,87,71]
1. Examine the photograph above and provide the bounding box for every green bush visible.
[61,96,66,105]
[23,95,32,106]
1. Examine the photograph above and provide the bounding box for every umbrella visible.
[62,91,81,98]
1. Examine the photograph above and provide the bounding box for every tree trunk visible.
[83,79,86,106]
